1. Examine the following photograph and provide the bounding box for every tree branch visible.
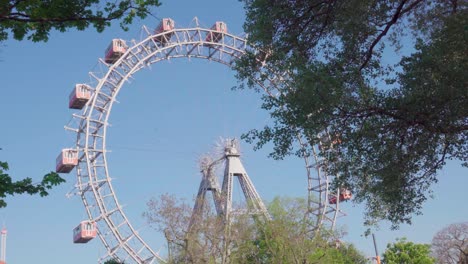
[1,13,125,23]
[360,0,424,71]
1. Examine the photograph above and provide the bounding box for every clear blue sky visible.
[0,1,466,263]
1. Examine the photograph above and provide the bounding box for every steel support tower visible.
[221,140,270,223]
[189,139,270,231]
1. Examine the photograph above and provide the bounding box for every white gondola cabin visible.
[329,189,352,204]
[56,149,78,173]
[69,84,92,109]
[153,18,175,43]
[73,221,97,243]
[104,39,127,64]
[205,21,227,43]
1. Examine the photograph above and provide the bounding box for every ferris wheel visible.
[55,17,349,264]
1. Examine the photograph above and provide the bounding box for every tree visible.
[144,195,368,263]
[144,193,254,264]
[0,0,161,42]
[103,259,125,264]
[337,243,370,264]
[432,222,468,264]
[382,238,435,264]
[0,160,65,208]
[233,196,368,264]
[236,0,467,229]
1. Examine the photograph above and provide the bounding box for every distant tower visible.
[0,227,6,264]
[188,156,224,231]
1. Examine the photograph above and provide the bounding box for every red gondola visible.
[153,18,175,43]
[56,149,78,173]
[73,221,97,243]
[319,134,342,151]
[104,39,127,64]
[329,189,352,204]
[205,22,227,43]
[69,84,91,109]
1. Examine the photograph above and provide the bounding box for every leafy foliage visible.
[233,197,368,264]
[236,0,467,229]
[103,259,125,264]
[144,195,368,263]
[0,160,65,208]
[382,238,435,264]
[144,193,254,263]
[0,0,161,42]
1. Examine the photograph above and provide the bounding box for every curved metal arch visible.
[65,22,344,264]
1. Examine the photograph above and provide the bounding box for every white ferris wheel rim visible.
[66,20,342,264]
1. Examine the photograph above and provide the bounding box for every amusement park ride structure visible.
[189,139,270,233]
[56,17,351,263]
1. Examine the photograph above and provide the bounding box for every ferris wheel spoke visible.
[60,17,345,263]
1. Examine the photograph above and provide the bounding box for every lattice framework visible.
[64,18,345,264]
